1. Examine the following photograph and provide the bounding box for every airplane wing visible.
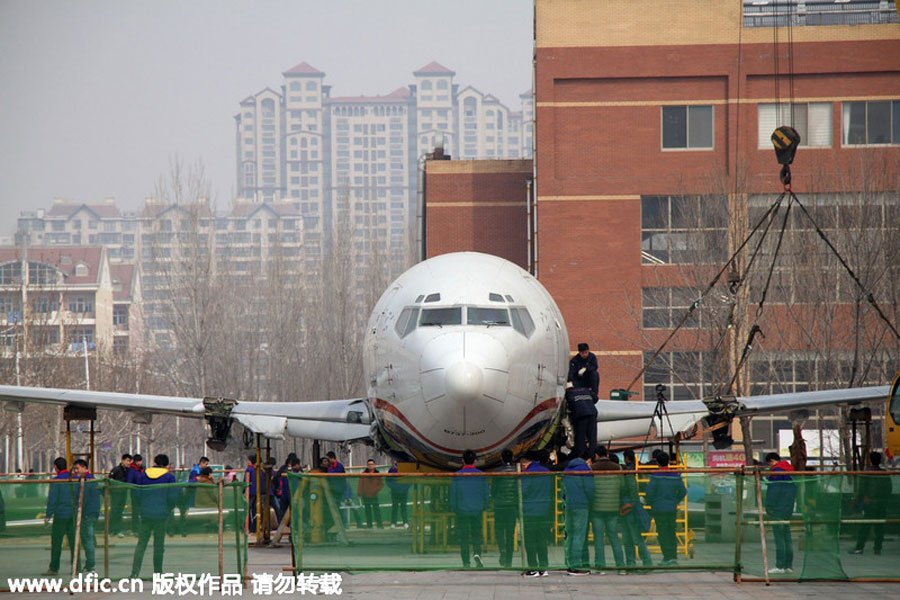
[594,385,891,441]
[0,385,372,444]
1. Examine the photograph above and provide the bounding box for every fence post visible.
[734,467,744,583]
[410,482,418,554]
[516,470,526,571]
[72,477,86,581]
[103,480,110,578]
[232,484,243,580]
[292,477,304,573]
[217,480,224,581]
[754,467,770,585]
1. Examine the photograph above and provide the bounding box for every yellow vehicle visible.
[886,371,900,464]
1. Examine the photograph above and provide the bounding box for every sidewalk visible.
[14,544,899,599]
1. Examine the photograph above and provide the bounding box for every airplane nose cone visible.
[445,361,483,403]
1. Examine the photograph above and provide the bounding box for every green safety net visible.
[738,472,898,581]
[0,477,247,587]
[285,470,740,573]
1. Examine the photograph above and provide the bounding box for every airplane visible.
[0,251,892,470]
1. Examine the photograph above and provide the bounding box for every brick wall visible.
[425,159,532,270]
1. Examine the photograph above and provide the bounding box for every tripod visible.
[647,384,678,461]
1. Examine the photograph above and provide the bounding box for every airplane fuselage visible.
[363,252,569,468]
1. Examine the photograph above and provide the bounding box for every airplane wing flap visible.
[231,398,370,423]
[232,414,287,440]
[285,420,371,442]
[595,399,708,421]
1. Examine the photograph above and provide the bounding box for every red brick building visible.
[425,159,533,270]
[427,0,900,449]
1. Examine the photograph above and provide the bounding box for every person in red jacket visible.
[764,452,796,574]
[357,459,384,528]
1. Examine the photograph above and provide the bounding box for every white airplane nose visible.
[445,360,483,403]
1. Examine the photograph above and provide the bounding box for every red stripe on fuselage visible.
[372,397,559,454]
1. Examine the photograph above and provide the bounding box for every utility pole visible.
[15,332,23,471]
[17,245,27,471]
[83,341,91,390]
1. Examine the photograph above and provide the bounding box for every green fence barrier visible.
[738,471,898,581]
[0,478,247,586]
[285,469,741,573]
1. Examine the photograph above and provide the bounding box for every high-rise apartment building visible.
[329,87,417,253]
[412,62,457,158]
[233,61,534,255]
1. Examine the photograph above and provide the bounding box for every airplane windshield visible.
[467,307,510,326]
[420,307,462,327]
[395,307,420,338]
[509,307,536,337]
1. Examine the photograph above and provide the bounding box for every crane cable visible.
[625,193,789,393]
[721,193,795,397]
[791,193,900,343]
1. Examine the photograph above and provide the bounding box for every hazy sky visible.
[0,0,533,236]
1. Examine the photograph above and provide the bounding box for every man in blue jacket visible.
[130,454,178,578]
[518,451,552,577]
[126,454,145,535]
[764,452,796,574]
[43,457,72,575]
[645,453,686,566]
[386,461,411,528]
[450,449,489,568]
[71,459,101,574]
[563,449,595,575]
[491,449,519,568]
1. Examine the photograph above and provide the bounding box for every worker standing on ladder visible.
[645,453,685,567]
[567,343,600,457]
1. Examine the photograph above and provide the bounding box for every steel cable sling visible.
[625,194,791,394]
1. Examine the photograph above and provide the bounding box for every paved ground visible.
[335,570,899,600]
[11,544,899,599]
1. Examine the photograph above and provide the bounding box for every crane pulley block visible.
[771,126,801,165]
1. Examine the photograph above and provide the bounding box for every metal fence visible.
[0,478,248,589]
[285,468,898,580]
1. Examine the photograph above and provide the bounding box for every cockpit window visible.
[489,293,504,302]
[509,307,536,337]
[424,293,441,303]
[467,307,510,326]
[414,295,424,303]
[420,307,461,326]
[504,295,515,302]
[395,307,419,338]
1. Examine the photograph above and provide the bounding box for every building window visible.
[643,350,721,402]
[33,296,58,314]
[0,296,21,317]
[69,328,94,346]
[29,262,58,284]
[662,105,713,149]
[758,103,832,148]
[68,296,94,314]
[0,262,22,285]
[641,195,728,264]
[842,100,900,145]
[32,328,59,347]
[463,97,477,117]
[113,305,129,328]
[642,287,705,329]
